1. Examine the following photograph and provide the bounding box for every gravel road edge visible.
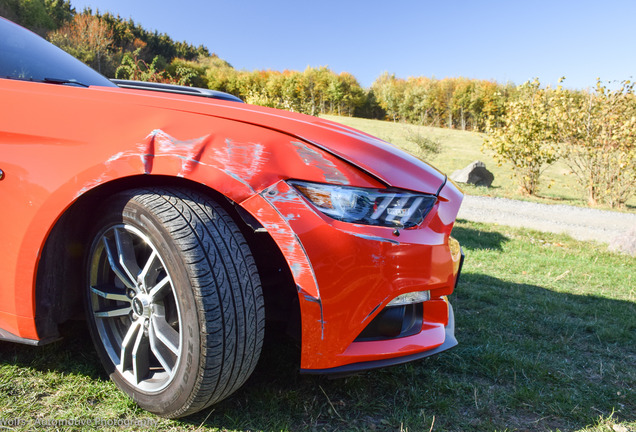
[457,195,636,256]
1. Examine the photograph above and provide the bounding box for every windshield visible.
[0,18,115,87]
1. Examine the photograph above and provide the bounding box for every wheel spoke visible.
[118,318,143,373]
[94,305,132,318]
[138,250,161,291]
[148,276,171,302]
[114,228,142,289]
[102,236,136,290]
[91,284,131,303]
[132,323,150,384]
[150,315,180,355]
[149,320,177,374]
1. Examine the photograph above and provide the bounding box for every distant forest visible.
[1,0,525,129]
[2,0,634,207]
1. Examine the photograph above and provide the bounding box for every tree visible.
[451,78,475,130]
[483,79,560,195]
[203,56,239,94]
[115,48,173,83]
[0,0,57,35]
[167,58,207,87]
[43,0,73,27]
[48,12,114,73]
[554,79,636,207]
[372,73,405,122]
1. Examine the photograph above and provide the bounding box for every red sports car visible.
[0,18,463,418]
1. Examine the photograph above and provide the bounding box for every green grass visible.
[321,115,636,211]
[1,221,634,431]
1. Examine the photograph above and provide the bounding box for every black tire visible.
[84,187,264,418]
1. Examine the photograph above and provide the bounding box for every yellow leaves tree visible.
[229,67,365,116]
[48,12,113,73]
[483,79,560,195]
[554,80,636,207]
[371,75,510,130]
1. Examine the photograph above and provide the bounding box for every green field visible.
[321,115,636,210]
[1,221,634,431]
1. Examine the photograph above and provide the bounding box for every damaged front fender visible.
[239,179,463,371]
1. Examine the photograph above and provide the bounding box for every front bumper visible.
[241,179,463,372]
[301,302,457,375]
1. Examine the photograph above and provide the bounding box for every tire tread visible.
[108,187,264,418]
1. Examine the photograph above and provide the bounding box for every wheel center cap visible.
[132,295,151,318]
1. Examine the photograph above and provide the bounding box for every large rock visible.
[450,160,494,187]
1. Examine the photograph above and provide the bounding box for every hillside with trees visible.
[2,0,634,208]
[0,0,514,126]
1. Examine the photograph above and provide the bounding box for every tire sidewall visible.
[84,191,203,417]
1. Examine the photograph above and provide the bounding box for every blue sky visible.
[70,0,635,89]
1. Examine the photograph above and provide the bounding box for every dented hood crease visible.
[96,87,448,194]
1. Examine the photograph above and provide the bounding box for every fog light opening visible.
[356,302,424,341]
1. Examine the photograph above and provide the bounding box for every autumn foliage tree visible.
[371,73,510,131]
[201,67,366,116]
[47,12,113,73]
[483,79,560,195]
[554,80,636,207]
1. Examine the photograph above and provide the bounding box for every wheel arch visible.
[34,175,300,344]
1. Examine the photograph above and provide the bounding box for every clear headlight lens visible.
[289,180,436,228]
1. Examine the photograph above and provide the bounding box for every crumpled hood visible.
[96,86,448,194]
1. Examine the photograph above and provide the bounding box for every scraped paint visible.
[240,187,325,339]
[78,130,272,198]
[147,129,209,176]
[291,141,350,184]
[340,230,400,245]
[213,138,270,183]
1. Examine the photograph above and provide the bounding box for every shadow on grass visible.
[172,270,636,432]
[0,226,634,432]
[0,277,633,431]
[0,322,106,380]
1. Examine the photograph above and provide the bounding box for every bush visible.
[554,80,636,207]
[404,126,441,159]
[483,79,560,195]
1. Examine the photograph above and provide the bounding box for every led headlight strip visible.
[289,180,437,228]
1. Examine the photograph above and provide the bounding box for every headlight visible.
[289,180,436,228]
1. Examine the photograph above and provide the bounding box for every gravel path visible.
[457,195,636,256]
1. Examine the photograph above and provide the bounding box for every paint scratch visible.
[147,129,209,176]
[77,129,267,199]
[340,230,400,245]
[291,141,350,184]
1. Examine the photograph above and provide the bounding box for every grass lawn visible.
[1,221,634,431]
[321,115,636,211]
